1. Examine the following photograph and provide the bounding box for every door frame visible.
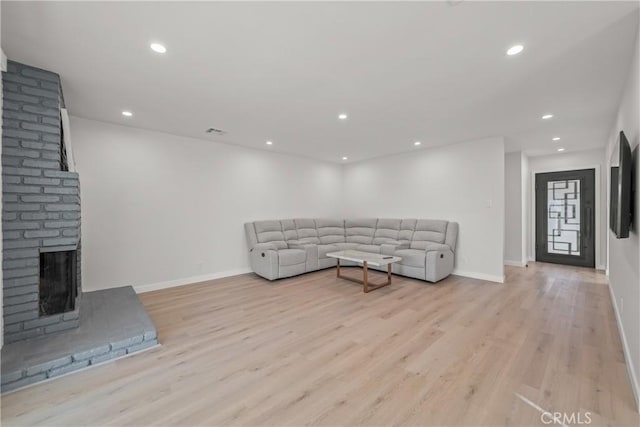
[529,164,602,269]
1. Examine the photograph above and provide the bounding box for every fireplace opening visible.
[39,250,77,316]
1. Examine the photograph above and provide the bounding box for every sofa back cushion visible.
[346,218,377,244]
[410,219,448,249]
[281,219,298,241]
[399,219,417,241]
[254,220,287,249]
[316,218,345,244]
[373,218,401,244]
[294,218,320,244]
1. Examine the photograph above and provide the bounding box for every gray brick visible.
[73,345,110,362]
[22,122,60,135]
[3,184,41,193]
[1,370,24,385]
[3,91,39,105]
[4,310,39,325]
[21,67,60,83]
[22,105,59,117]
[3,109,39,122]
[4,239,41,249]
[45,204,80,212]
[42,99,59,109]
[3,248,38,260]
[23,159,59,169]
[21,86,59,100]
[25,356,72,376]
[3,118,20,128]
[41,151,61,160]
[62,310,79,321]
[4,301,38,315]
[3,285,38,297]
[110,334,144,350]
[4,212,18,220]
[40,81,59,91]
[24,229,60,238]
[3,176,22,184]
[4,275,38,288]
[22,195,60,203]
[3,137,21,148]
[44,186,77,195]
[127,339,158,354]
[3,231,23,240]
[3,72,38,87]
[41,134,60,144]
[3,99,21,110]
[4,267,39,279]
[3,147,40,158]
[3,222,40,230]
[20,212,47,221]
[44,320,78,334]
[4,203,41,212]
[4,194,19,202]
[62,212,81,220]
[1,373,47,393]
[63,179,79,187]
[42,237,77,247]
[3,292,38,306]
[24,314,63,330]
[48,360,89,379]
[41,116,60,126]
[44,220,79,228]
[43,170,78,179]
[2,157,22,167]
[3,82,19,93]
[24,177,61,186]
[3,166,42,176]
[91,349,128,365]
[62,229,79,237]
[3,258,38,269]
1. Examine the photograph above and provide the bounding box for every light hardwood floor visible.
[1,263,638,426]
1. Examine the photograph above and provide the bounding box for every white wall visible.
[70,117,344,292]
[342,137,505,283]
[505,152,524,266]
[606,26,639,408]
[526,148,607,270]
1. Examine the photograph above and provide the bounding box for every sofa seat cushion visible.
[318,244,339,259]
[394,249,426,268]
[278,249,306,266]
[356,244,382,254]
[334,242,359,251]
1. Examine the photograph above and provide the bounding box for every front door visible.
[535,169,595,268]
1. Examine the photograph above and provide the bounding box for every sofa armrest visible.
[423,243,451,253]
[251,242,278,252]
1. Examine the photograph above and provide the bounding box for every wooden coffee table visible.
[326,250,402,293]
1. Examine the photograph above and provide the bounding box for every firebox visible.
[39,250,78,316]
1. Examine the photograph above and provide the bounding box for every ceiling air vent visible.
[205,127,227,136]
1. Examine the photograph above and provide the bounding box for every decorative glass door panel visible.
[535,169,595,268]
[547,180,581,256]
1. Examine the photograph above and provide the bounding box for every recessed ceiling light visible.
[542,114,554,120]
[150,43,167,54]
[338,114,348,120]
[266,141,273,145]
[121,111,133,117]
[342,156,348,160]
[557,148,565,152]
[414,141,422,146]
[552,137,561,141]
[506,44,524,56]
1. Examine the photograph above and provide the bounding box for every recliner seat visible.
[244,218,458,282]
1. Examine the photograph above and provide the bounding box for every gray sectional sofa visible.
[244,218,458,283]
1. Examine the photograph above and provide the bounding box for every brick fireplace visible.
[2,61,82,344]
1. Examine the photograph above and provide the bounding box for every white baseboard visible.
[504,259,527,267]
[452,269,504,283]
[608,283,640,411]
[134,268,253,293]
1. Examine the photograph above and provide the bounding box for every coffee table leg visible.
[363,261,369,293]
[337,258,341,278]
[387,263,392,284]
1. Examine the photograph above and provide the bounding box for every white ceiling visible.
[2,1,639,163]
